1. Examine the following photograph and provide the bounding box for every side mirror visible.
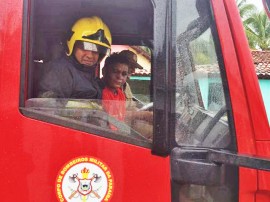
[263,0,270,19]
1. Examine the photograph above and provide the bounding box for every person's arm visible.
[125,110,153,140]
[123,82,137,110]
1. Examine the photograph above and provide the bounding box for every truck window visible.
[19,0,154,147]
[174,0,235,150]
[172,0,238,201]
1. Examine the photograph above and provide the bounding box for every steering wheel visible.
[138,102,153,111]
[78,109,151,142]
[200,105,227,142]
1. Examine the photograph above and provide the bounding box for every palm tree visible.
[245,11,270,50]
[237,0,270,50]
[237,0,257,19]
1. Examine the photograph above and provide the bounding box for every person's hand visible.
[132,120,153,140]
[135,111,153,123]
[126,111,153,123]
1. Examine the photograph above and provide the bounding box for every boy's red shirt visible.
[102,87,126,122]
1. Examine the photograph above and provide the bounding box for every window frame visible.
[19,0,156,148]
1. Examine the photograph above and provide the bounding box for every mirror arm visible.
[171,147,270,185]
[207,149,270,172]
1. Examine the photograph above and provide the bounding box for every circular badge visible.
[55,156,114,202]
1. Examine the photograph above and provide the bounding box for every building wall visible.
[197,78,270,123]
[259,79,270,123]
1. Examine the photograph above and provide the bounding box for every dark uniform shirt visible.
[38,56,102,99]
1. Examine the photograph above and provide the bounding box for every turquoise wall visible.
[198,78,222,110]
[259,80,270,123]
[198,78,270,123]
[131,76,270,123]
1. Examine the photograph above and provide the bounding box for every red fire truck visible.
[1,0,270,201]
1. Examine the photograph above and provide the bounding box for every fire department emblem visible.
[56,156,114,202]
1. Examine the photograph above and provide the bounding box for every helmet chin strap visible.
[98,53,106,62]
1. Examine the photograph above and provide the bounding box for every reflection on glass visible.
[175,0,230,149]
[25,98,153,142]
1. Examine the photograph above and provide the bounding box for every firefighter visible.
[38,16,112,99]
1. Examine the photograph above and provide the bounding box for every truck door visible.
[166,0,270,201]
[3,0,270,201]
[17,0,172,201]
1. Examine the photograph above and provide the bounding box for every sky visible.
[246,0,264,11]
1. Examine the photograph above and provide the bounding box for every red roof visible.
[195,64,220,74]
[133,69,151,76]
[251,50,270,78]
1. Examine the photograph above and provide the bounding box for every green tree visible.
[245,11,270,50]
[237,0,257,19]
[237,0,270,50]
[190,34,217,65]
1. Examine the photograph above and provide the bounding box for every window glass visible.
[20,0,154,147]
[23,45,153,144]
[174,0,231,149]
[172,0,238,201]
[25,98,152,141]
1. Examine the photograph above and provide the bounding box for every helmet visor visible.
[76,41,110,56]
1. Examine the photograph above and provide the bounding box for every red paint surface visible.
[0,1,171,201]
[213,0,270,201]
[256,141,270,201]
[1,0,270,201]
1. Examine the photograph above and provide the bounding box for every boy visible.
[101,53,129,122]
[102,52,153,139]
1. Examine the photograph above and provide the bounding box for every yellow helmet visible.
[66,16,112,56]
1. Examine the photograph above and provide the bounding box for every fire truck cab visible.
[1,0,270,201]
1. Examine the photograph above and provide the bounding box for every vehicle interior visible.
[27,0,153,98]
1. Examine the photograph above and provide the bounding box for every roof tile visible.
[251,50,270,78]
